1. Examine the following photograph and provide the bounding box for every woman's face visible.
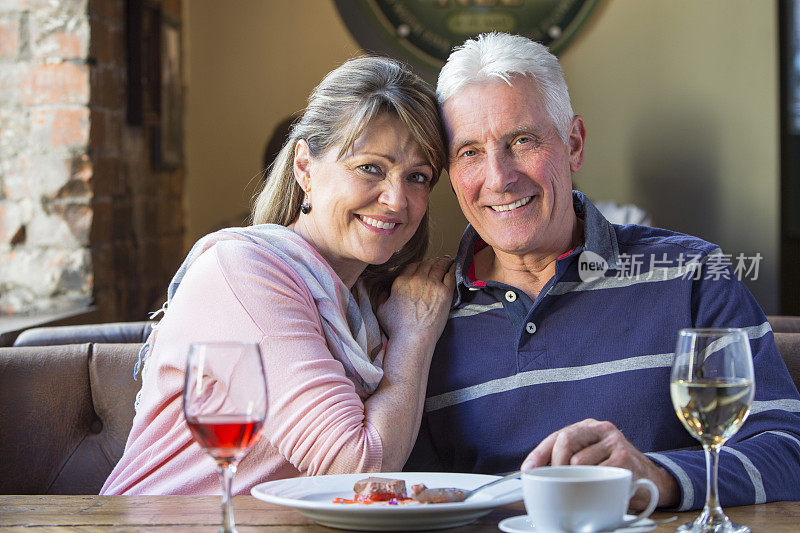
[292,114,434,286]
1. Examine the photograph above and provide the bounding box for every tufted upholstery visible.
[0,343,141,494]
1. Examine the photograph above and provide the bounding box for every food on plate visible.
[353,476,409,502]
[332,476,468,505]
[354,476,407,500]
[410,484,469,504]
[333,476,415,505]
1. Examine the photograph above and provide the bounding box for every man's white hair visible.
[437,32,574,142]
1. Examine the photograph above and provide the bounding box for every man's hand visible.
[520,419,680,510]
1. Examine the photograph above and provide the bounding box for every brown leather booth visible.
[1,331,799,495]
[770,315,800,333]
[777,333,800,393]
[0,343,140,494]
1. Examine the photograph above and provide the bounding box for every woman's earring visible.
[300,188,311,214]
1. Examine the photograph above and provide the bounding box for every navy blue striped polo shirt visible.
[406,191,800,511]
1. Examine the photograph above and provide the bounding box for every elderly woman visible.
[101,56,452,494]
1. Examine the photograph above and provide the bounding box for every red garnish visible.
[333,496,415,505]
[357,492,396,503]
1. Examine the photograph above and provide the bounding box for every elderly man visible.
[407,32,800,511]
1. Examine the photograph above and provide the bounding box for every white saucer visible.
[498,514,657,533]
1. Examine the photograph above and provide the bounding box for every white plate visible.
[498,514,657,533]
[250,471,522,531]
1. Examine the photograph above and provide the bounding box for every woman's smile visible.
[357,214,401,233]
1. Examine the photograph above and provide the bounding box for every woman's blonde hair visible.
[252,56,446,297]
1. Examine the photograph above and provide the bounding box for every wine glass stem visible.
[217,461,238,533]
[700,444,727,525]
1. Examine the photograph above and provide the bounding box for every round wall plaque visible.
[334,0,601,77]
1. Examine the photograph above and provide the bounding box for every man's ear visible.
[567,115,586,172]
[293,139,312,190]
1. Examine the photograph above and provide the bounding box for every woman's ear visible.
[293,139,311,190]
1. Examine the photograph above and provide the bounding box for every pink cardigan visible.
[101,239,383,495]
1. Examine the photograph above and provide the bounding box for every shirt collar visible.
[574,190,621,270]
[453,190,621,305]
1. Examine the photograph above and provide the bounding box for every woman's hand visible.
[367,256,456,471]
[376,257,456,346]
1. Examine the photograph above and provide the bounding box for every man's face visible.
[442,76,584,257]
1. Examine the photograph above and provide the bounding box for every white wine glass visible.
[670,328,755,533]
[183,342,267,533]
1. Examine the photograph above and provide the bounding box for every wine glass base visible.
[677,521,750,533]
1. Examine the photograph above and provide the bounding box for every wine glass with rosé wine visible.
[183,342,267,533]
[670,328,755,533]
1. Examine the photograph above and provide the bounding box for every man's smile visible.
[489,195,533,212]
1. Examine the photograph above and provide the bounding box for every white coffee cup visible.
[522,465,659,533]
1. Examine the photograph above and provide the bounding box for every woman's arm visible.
[213,244,454,477]
[366,257,456,471]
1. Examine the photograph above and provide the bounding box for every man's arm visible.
[644,257,800,510]
[522,255,800,511]
[645,332,800,509]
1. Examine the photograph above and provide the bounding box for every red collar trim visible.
[557,248,575,260]
[557,213,586,259]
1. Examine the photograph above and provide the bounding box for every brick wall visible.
[0,0,184,321]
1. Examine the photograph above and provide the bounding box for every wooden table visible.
[0,496,797,532]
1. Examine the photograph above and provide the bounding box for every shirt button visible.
[505,290,517,302]
[526,322,537,334]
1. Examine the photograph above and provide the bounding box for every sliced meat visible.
[352,477,408,499]
[411,487,469,504]
[411,483,428,496]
